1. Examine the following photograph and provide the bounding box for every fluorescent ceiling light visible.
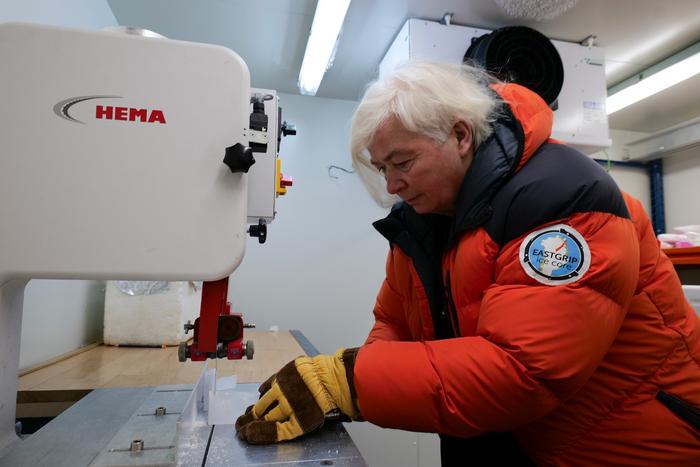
[607,50,700,115]
[297,0,351,96]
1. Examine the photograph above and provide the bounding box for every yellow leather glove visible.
[235,348,361,444]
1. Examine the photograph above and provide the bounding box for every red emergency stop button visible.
[276,159,293,195]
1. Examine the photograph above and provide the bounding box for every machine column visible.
[0,280,28,457]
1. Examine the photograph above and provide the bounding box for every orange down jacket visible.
[353,83,700,465]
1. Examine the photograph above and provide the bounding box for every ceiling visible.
[106,0,700,133]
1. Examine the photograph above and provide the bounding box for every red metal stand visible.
[179,278,253,362]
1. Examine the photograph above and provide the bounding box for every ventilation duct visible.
[464,26,564,108]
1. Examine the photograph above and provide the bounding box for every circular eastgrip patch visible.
[519,224,591,286]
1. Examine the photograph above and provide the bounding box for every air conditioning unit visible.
[379,19,611,155]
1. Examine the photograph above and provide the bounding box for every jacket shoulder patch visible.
[519,224,591,285]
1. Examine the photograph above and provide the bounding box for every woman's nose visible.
[385,172,406,195]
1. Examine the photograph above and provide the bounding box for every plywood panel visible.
[18,330,305,391]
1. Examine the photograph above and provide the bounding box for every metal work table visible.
[1,331,367,467]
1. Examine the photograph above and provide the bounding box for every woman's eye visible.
[396,160,411,171]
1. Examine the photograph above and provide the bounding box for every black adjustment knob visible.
[249,219,267,244]
[218,315,243,343]
[281,121,296,136]
[178,342,189,362]
[223,143,256,173]
[244,340,254,360]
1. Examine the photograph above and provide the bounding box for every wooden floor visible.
[18,330,306,391]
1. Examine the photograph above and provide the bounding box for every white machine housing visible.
[380,19,611,154]
[247,89,279,223]
[0,22,252,282]
[0,22,278,455]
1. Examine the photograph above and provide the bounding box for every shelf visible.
[663,246,700,266]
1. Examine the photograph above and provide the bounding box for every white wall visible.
[663,147,700,229]
[0,0,116,28]
[229,93,388,353]
[592,129,652,215]
[21,281,106,368]
[1,0,118,369]
[607,164,651,214]
[229,92,440,467]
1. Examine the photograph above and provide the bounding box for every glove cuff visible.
[341,347,363,421]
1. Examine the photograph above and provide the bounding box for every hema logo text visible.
[96,105,166,124]
[53,95,167,125]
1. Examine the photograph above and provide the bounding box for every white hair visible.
[350,61,500,208]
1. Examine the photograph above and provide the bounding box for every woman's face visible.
[368,116,475,215]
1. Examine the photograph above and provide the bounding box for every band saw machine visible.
[0,23,366,466]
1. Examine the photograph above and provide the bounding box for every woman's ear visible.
[453,120,473,158]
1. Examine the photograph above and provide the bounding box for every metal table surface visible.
[1,332,367,467]
[1,385,366,466]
